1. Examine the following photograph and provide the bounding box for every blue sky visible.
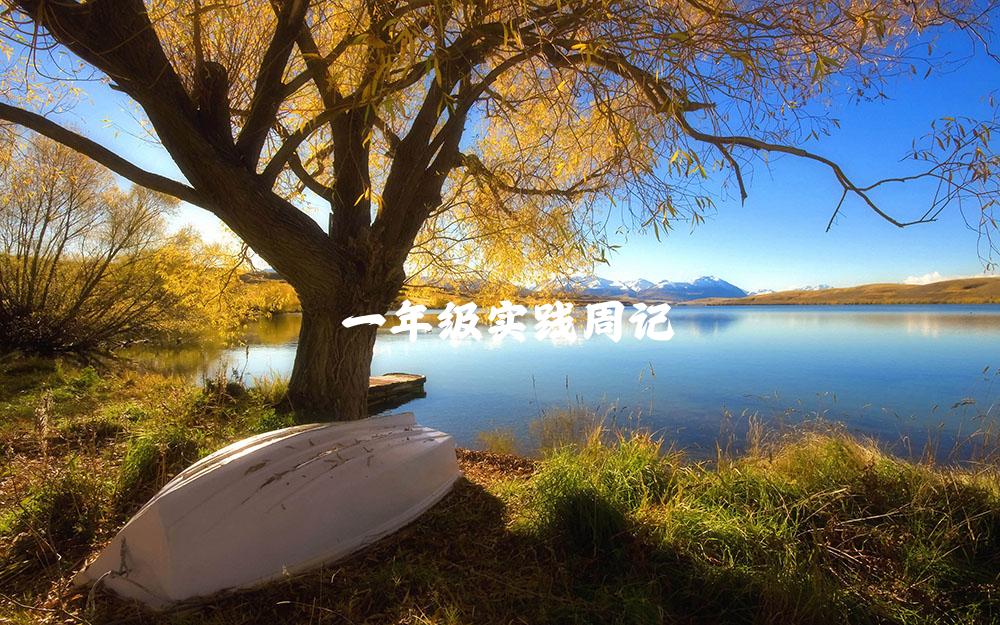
[598,35,1000,292]
[53,30,1000,294]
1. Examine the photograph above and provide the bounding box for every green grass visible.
[1,362,998,624]
[460,424,999,624]
[655,433,1000,623]
[524,429,677,562]
[0,359,290,573]
[0,461,105,590]
[114,422,205,511]
[247,372,290,407]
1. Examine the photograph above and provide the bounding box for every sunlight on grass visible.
[1,363,998,624]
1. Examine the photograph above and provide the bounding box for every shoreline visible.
[677,300,1000,307]
[2,362,999,623]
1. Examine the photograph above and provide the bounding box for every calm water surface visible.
[139,305,1000,456]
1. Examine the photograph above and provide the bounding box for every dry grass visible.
[692,277,1000,305]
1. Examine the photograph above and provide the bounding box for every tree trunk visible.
[286,306,378,421]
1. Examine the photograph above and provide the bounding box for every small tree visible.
[0,134,252,353]
[0,1,996,418]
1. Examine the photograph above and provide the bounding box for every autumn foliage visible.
[0,0,997,415]
[0,135,293,354]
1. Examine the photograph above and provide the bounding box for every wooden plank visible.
[367,372,426,413]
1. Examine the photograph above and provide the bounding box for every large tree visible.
[0,0,997,419]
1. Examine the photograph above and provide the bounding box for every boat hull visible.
[74,412,460,608]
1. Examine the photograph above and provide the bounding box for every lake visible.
[138,305,1000,458]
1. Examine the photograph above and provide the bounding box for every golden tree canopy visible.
[1,0,998,286]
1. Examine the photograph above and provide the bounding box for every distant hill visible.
[688,277,1000,305]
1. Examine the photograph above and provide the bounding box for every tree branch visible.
[288,153,334,200]
[236,0,309,167]
[458,152,608,198]
[293,22,344,110]
[260,106,349,185]
[0,102,205,207]
[673,113,929,228]
[550,39,931,230]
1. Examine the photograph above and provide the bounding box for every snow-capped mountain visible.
[553,275,630,297]
[623,278,655,292]
[797,284,832,291]
[748,288,775,296]
[636,276,748,301]
[550,275,748,302]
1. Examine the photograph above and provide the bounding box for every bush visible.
[0,133,279,355]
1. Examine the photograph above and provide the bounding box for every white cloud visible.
[903,271,945,285]
[903,271,999,285]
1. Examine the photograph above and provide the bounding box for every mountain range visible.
[547,275,748,302]
[250,268,841,303]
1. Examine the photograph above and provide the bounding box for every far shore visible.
[241,275,1000,310]
[684,276,1000,306]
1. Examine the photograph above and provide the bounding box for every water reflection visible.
[241,313,302,345]
[668,308,745,336]
[123,343,220,377]
[691,305,1000,336]
[127,305,1000,454]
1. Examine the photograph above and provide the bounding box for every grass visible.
[114,422,205,510]
[1,360,998,624]
[0,355,285,603]
[1,462,104,578]
[476,427,520,455]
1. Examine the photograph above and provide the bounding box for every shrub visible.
[0,134,277,355]
[0,135,181,354]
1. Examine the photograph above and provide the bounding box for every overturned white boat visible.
[74,412,459,608]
